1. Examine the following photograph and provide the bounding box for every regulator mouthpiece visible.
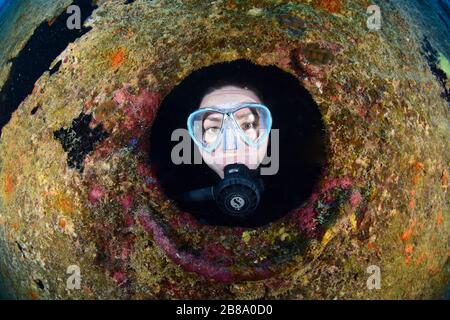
[180,163,264,218]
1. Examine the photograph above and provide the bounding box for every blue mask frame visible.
[187,103,272,153]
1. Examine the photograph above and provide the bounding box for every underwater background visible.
[0,0,448,299]
[1,1,449,94]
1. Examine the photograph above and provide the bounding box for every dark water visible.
[0,282,12,300]
[0,0,10,16]
[0,0,19,38]
[385,0,450,57]
[0,234,12,299]
[444,281,450,300]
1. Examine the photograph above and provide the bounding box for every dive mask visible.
[187,103,272,153]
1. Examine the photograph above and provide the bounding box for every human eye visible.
[205,126,220,134]
[242,121,257,131]
[203,126,220,144]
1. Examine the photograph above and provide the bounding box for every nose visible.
[223,127,238,151]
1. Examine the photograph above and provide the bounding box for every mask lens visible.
[234,105,271,145]
[191,110,224,149]
[188,104,272,151]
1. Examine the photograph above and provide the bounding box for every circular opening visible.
[150,59,327,228]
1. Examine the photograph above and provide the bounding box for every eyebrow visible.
[235,111,254,120]
[237,109,261,124]
[203,115,222,123]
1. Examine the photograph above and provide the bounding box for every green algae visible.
[437,51,450,78]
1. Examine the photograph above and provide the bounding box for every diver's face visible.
[199,86,269,178]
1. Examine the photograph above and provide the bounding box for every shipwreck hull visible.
[0,0,448,299]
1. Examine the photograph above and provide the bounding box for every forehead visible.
[199,86,261,109]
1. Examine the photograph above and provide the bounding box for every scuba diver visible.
[149,59,326,228]
[180,85,272,220]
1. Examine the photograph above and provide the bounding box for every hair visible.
[149,59,327,227]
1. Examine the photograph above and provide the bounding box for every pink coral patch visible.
[292,176,355,238]
[138,208,273,283]
[294,206,319,239]
[112,271,127,286]
[88,185,104,204]
[119,192,134,212]
[350,191,362,207]
[113,86,161,137]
